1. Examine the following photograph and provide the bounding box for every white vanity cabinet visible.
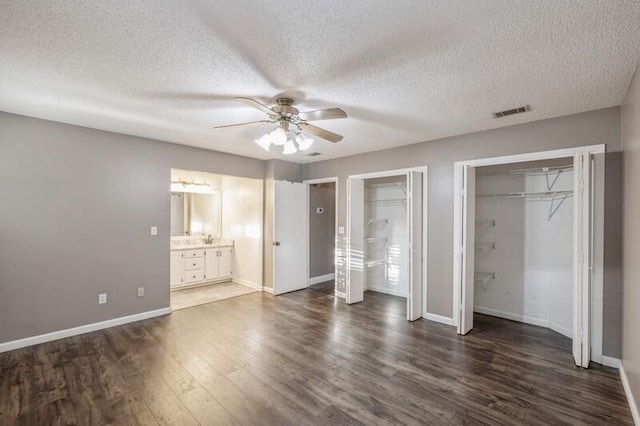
[170,251,184,287]
[204,247,233,281]
[170,245,233,290]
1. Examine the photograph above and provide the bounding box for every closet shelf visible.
[366,218,389,225]
[474,272,496,286]
[366,237,388,244]
[366,182,407,189]
[366,258,387,267]
[366,198,406,204]
[475,243,495,252]
[476,219,496,228]
[476,190,573,199]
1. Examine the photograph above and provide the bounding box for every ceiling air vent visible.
[492,105,531,118]
[306,152,323,157]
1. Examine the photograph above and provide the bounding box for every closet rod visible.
[477,190,573,199]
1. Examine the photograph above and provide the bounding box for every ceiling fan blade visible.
[212,120,272,130]
[300,123,343,143]
[235,97,276,116]
[298,108,347,121]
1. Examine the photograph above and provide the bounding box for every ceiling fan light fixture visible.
[269,127,287,146]
[254,134,271,151]
[282,139,298,155]
[295,135,314,151]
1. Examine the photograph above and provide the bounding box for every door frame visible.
[452,144,605,367]
[303,177,339,293]
[346,166,428,319]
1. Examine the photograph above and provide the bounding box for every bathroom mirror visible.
[170,192,222,237]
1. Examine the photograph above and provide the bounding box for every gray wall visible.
[302,107,622,356]
[309,183,336,278]
[0,112,265,343]
[621,69,640,409]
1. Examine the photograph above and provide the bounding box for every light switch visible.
[150,226,158,236]
[338,226,345,235]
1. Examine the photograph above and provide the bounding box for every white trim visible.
[367,286,407,298]
[620,362,640,425]
[474,306,572,339]
[262,286,274,294]
[601,356,620,369]
[309,273,335,285]
[0,307,172,353]
[452,144,606,168]
[232,277,262,291]
[423,313,454,326]
[348,166,427,180]
[335,291,346,299]
[303,177,339,291]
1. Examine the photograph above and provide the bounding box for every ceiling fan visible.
[213,97,347,154]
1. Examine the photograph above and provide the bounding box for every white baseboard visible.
[423,313,454,326]
[0,307,172,353]
[601,356,620,369]
[309,273,335,285]
[620,362,640,425]
[232,277,262,291]
[335,291,346,299]
[262,286,274,294]
[367,286,407,298]
[473,306,572,339]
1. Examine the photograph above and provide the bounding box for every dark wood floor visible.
[0,285,633,425]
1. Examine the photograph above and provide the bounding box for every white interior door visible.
[273,180,308,295]
[408,171,423,321]
[573,153,592,367]
[459,165,476,335]
[347,177,365,304]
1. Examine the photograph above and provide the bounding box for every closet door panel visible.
[408,171,423,321]
[347,178,365,304]
[460,165,476,335]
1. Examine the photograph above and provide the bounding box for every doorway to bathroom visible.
[170,168,263,310]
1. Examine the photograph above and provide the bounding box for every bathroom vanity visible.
[170,240,234,290]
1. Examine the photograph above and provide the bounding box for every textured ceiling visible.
[1,1,640,163]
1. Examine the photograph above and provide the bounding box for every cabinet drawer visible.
[185,270,204,283]
[185,257,204,271]
[184,249,204,258]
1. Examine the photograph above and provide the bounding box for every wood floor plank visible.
[0,284,633,425]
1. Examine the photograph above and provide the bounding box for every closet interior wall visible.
[474,159,574,338]
[364,175,408,298]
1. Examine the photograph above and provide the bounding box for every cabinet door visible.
[204,249,219,280]
[218,247,233,278]
[170,251,184,287]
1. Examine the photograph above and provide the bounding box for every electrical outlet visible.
[98,293,107,304]
[338,226,345,235]
[137,287,144,297]
[150,226,158,236]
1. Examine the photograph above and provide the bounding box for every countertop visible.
[171,242,233,251]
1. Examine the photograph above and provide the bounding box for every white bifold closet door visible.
[347,178,365,304]
[459,165,476,335]
[273,180,308,295]
[573,152,592,368]
[407,171,423,321]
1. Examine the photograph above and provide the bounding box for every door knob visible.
[274,241,281,246]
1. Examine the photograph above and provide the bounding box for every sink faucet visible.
[206,234,213,244]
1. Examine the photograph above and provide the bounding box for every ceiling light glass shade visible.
[254,134,271,151]
[295,135,314,150]
[269,127,287,146]
[282,139,298,155]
